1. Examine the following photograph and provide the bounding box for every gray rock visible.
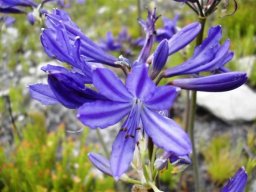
[197,85,256,122]
[236,56,256,76]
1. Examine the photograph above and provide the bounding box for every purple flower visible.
[160,25,247,92]
[221,167,247,192]
[0,16,15,27]
[172,72,247,92]
[29,64,105,109]
[41,28,92,79]
[99,28,133,56]
[164,26,231,77]
[77,65,191,179]
[45,9,118,66]
[137,8,160,63]
[99,32,122,52]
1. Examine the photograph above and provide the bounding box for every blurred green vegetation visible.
[201,132,256,190]
[0,112,114,192]
[202,135,243,184]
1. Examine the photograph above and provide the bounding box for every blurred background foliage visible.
[0,0,256,191]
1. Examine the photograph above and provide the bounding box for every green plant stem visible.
[96,129,110,158]
[184,90,190,132]
[188,17,206,192]
[4,95,22,141]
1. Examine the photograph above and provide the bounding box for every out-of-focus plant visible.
[0,112,114,192]
[202,135,244,184]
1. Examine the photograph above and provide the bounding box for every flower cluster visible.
[29,7,247,187]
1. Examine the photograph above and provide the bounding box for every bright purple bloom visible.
[77,65,191,179]
[221,167,247,192]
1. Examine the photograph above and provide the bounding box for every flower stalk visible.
[187,16,206,192]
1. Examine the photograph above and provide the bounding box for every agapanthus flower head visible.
[221,167,247,192]
[29,8,247,184]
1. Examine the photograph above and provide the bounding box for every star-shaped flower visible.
[77,64,191,179]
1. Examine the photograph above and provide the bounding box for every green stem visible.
[96,129,110,158]
[188,17,206,192]
[184,90,190,132]
[189,91,200,192]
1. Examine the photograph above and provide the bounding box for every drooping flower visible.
[77,65,191,179]
[221,167,247,192]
